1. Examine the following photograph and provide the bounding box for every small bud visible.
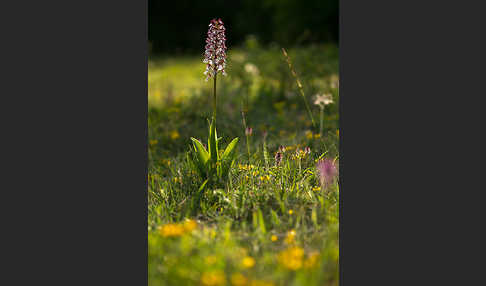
[245,127,253,136]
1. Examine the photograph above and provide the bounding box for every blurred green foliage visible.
[149,0,338,54]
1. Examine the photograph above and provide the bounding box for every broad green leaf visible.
[271,210,280,227]
[191,137,209,177]
[208,120,218,163]
[221,137,239,178]
[258,209,266,234]
[221,137,239,161]
[252,211,258,229]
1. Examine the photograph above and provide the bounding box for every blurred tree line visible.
[149,0,338,54]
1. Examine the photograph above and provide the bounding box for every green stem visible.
[299,88,316,129]
[213,73,217,121]
[246,135,251,163]
[320,107,324,136]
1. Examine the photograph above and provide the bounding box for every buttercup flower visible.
[231,273,247,286]
[201,270,226,286]
[278,246,304,270]
[203,18,227,81]
[241,256,255,268]
[183,219,197,232]
[170,130,180,140]
[159,223,185,237]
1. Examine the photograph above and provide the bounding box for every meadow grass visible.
[148,43,339,286]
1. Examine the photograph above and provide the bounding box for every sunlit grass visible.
[148,43,339,286]
[149,57,206,106]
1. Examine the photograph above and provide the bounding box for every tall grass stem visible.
[281,48,316,130]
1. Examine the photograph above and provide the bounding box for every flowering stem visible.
[213,73,217,121]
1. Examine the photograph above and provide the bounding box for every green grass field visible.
[148,42,339,286]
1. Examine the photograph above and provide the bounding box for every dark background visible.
[149,0,339,54]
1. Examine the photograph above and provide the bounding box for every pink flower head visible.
[203,18,227,81]
[316,159,338,187]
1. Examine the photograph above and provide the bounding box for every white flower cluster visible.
[313,93,334,109]
[203,18,227,81]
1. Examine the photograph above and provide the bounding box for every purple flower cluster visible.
[316,159,338,187]
[203,18,227,81]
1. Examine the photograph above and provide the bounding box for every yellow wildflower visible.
[249,280,275,286]
[251,170,259,176]
[149,139,158,146]
[336,129,339,137]
[159,223,185,237]
[230,273,247,286]
[312,186,321,191]
[183,219,197,232]
[238,164,255,171]
[241,256,255,268]
[271,235,278,242]
[314,133,321,139]
[170,130,180,140]
[278,247,304,270]
[173,177,181,183]
[305,130,313,140]
[288,209,293,215]
[284,230,296,244]
[201,270,226,286]
[259,175,270,182]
